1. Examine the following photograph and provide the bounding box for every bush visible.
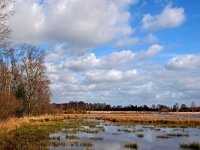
[0,93,22,120]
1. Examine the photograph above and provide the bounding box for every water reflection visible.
[49,120,200,150]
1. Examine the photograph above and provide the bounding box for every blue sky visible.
[94,0,200,60]
[8,0,200,106]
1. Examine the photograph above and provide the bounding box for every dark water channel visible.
[49,119,200,150]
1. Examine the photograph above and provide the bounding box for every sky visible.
[7,0,200,106]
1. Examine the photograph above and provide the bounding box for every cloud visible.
[144,34,158,43]
[144,44,164,57]
[114,37,140,47]
[166,55,200,70]
[114,34,158,47]
[46,49,200,105]
[85,69,137,83]
[46,44,163,72]
[9,0,137,47]
[67,53,100,72]
[8,0,199,106]
[142,4,186,31]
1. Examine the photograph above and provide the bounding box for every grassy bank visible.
[0,119,101,149]
[0,121,66,149]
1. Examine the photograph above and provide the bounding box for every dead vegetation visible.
[1,111,200,131]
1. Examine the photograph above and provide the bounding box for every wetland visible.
[0,115,200,150]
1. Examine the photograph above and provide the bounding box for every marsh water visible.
[49,119,200,150]
[155,114,200,118]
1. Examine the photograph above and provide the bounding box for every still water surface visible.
[49,120,200,150]
[155,114,200,118]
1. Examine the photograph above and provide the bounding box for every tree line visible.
[54,101,200,113]
[0,0,57,120]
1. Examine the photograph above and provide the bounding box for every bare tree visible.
[0,0,13,49]
[173,103,179,112]
[0,48,22,120]
[0,1,54,118]
[191,101,196,112]
[19,45,50,115]
[0,0,13,94]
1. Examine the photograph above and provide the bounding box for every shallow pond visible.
[49,119,200,150]
[155,114,200,118]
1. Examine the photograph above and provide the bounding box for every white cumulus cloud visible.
[166,55,200,70]
[142,4,186,31]
[9,0,137,46]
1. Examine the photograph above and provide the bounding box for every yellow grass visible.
[0,111,200,131]
[0,118,30,131]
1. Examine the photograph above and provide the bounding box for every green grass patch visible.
[0,121,84,149]
[80,128,98,134]
[95,126,105,132]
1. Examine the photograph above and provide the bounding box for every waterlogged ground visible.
[155,114,200,119]
[48,119,200,150]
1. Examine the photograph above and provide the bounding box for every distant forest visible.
[54,101,200,113]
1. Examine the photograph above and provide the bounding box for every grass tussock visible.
[80,141,93,147]
[66,134,79,140]
[112,132,120,135]
[50,141,93,148]
[157,133,189,139]
[50,141,65,147]
[156,134,170,139]
[89,137,103,140]
[117,128,143,133]
[49,135,60,140]
[137,134,144,138]
[143,126,161,131]
[167,133,189,137]
[124,143,138,149]
[180,142,200,150]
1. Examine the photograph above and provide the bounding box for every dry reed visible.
[0,112,200,131]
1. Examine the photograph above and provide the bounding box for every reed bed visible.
[95,115,200,127]
[0,112,200,132]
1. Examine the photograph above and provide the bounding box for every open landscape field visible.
[0,111,200,149]
[1,0,200,149]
